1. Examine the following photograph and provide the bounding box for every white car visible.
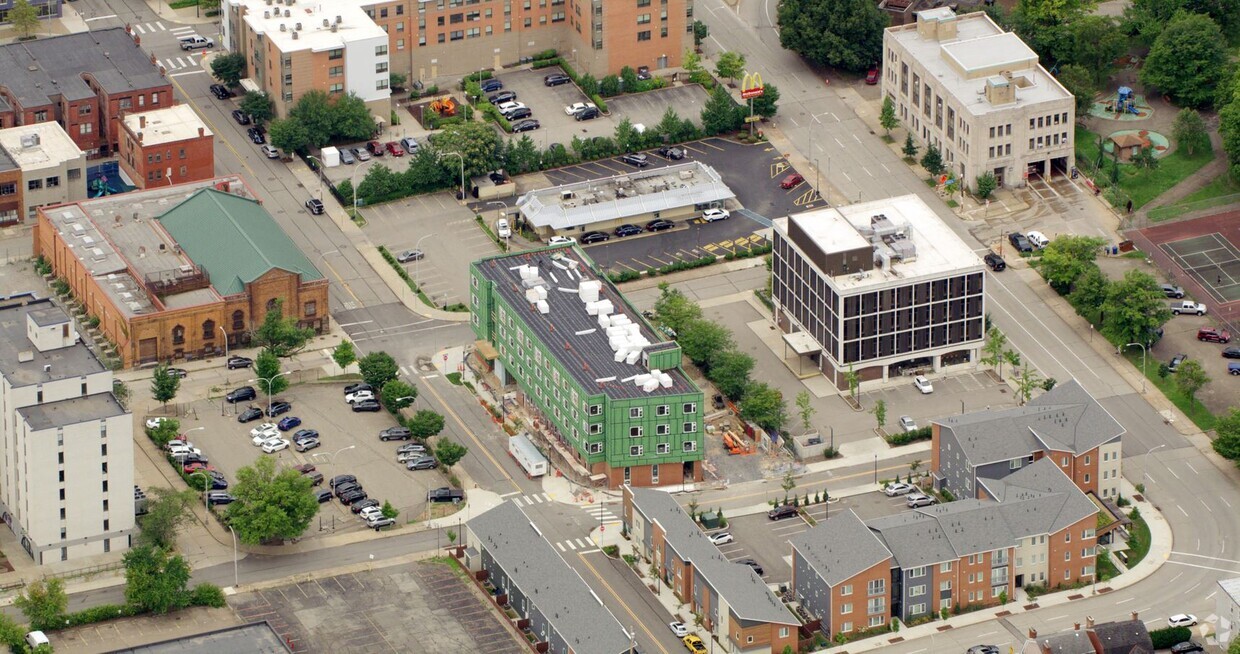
[564,101,597,116]
[1025,230,1050,249]
[899,415,917,433]
[702,208,730,222]
[359,506,384,521]
[496,101,527,115]
[260,438,290,453]
[145,417,169,429]
[250,423,279,441]
[164,439,195,451]
[883,482,916,496]
[496,218,512,239]
[669,622,690,637]
[707,532,734,545]
[547,235,577,245]
[1168,614,1198,628]
[907,493,937,508]
[913,375,934,394]
[345,390,375,404]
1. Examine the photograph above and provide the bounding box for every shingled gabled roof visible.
[791,510,893,586]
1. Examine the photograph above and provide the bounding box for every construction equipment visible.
[722,431,753,455]
[429,96,458,117]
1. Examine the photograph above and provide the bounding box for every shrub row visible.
[885,425,932,446]
[47,584,225,632]
[608,245,771,283]
[377,246,443,310]
[479,102,514,132]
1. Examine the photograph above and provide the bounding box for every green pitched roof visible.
[157,189,323,296]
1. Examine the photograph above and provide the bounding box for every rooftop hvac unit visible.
[19,133,40,148]
[614,349,628,363]
[295,22,301,30]
[625,350,641,365]
[291,30,298,39]
[679,169,694,180]
[642,378,660,393]
[323,18,329,27]
[279,23,286,31]
[536,300,549,314]
[283,9,290,17]
[265,10,274,18]
[658,372,673,388]
[578,280,601,303]
[335,14,342,23]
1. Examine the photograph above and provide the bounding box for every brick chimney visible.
[139,115,146,129]
[1074,622,1080,631]
[1131,611,1139,622]
[1029,627,1037,639]
[198,127,204,137]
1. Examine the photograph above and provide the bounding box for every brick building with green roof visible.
[34,176,328,366]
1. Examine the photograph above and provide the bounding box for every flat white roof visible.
[234,0,385,53]
[124,105,212,146]
[887,10,1070,117]
[775,194,983,291]
[0,122,82,169]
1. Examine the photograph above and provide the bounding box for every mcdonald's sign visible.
[741,72,765,100]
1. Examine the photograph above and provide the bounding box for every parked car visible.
[505,107,532,120]
[226,356,253,369]
[339,488,369,505]
[345,390,375,404]
[397,450,429,463]
[1025,230,1050,249]
[487,90,517,105]
[780,173,804,189]
[581,231,610,244]
[984,253,1006,271]
[367,517,396,530]
[406,455,438,470]
[236,407,263,423]
[226,386,257,403]
[899,415,917,433]
[333,482,362,498]
[702,208,730,222]
[351,146,371,162]
[1224,346,1240,359]
[543,73,571,86]
[669,622,690,637]
[658,146,685,160]
[230,109,251,125]
[250,423,279,441]
[313,489,333,503]
[768,505,798,520]
[1230,362,1240,376]
[547,235,576,245]
[380,426,413,441]
[352,499,381,515]
[292,427,319,442]
[366,141,384,156]
[1161,284,1185,298]
[339,148,356,165]
[266,401,292,417]
[865,68,880,85]
[707,532,734,545]
[615,224,643,237]
[574,106,600,121]
[1169,353,1188,372]
[261,438,290,454]
[1171,300,1208,316]
[913,375,934,394]
[683,635,707,654]
[883,482,916,496]
[305,198,324,215]
[395,249,424,262]
[352,400,381,412]
[736,558,764,576]
[207,492,235,506]
[496,218,512,238]
[966,646,1000,654]
[1008,233,1033,253]
[385,141,405,157]
[294,437,320,453]
[1198,327,1232,343]
[145,417,169,429]
[396,443,427,455]
[427,487,465,503]
[512,119,540,133]
[1168,614,1198,628]
[261,144,280,159]
[480,78,503,93]
[907,493,937,508]
[294,463,316,474]
[183,462,215,474]
[564,101,597,115]
[329,474,357,488]
[620,153,650,167]
[1170,642,1204,653]
[210,84,234,99]
[646,219,675,232]
[247,127,265,144]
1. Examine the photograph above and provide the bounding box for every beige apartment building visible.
[224,0,392,119]
[882,8,1075,189]
[0,123,87,221]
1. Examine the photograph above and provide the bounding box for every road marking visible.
[155,21,166,30]
[500,491,521,498]
[145,22,157,32]
[423,374,439,380]
[880,163,890,173]
[566,540,577,550]
[1184,461,1198,474]
[1206,590,1217,600]
[1223,496,1232,508]
[1167,467,1180,479]
[1116,597,1135,604]
[786,116,799,127]
[1171,552,1240,565]
[84,14,117,21]
[834,137,844,148]
[170,26,195,33]
[132,23,145,34]
[1186,582,1199,594]
[1200,498,1213,513]
[556,542,566,551]
[169,70,206,78]
[1167,559,1240,574]
[421,378,521,494]
[1171,572,1183,583]
[861,166,871,177]
[1177,505,1188,516]
[336,320,375,327]
[770,161,789,178]
[579,548,600,554]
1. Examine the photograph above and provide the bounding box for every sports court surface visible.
[1126,211,1240,329]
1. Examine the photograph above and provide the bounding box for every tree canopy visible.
[14,578,67,632]
[1213,408,1240,461]
[381,379,417,414]
[739,382,787,431]
[358,351,400,389]
[709,350,755,401]
[1172,108,1210,156]
[268,118,310,155]
[331,92,378,141]
[150,364,180,407]
[226,456,318,544]
[8,0,40,39]
[254,349,289,397]
[137,487,196,550]
[778,0,887,72]
[434,438,468,467]
[253,298,314,357]
[1038,235,1105,293]
[210,52,247,86]
[431,121,504,179]
[240,92,275,125]
[332,340,356,370]
[1100,270,1172,346]
[407,409,446,439]
[1140,12,1227,108]
[653,283,703,334]
[700,85,743,135]
[679,319,734,372]
[289,91,336,148]
[124,545,191,614]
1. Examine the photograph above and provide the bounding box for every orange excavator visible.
[722,431,752,455]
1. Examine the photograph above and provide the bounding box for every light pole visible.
[218,324,228,361]
[443,151,465,200]
[351,159,377,223]
[228,525,239,588]
[188,470,211,519]
[1121,342,1147,393]
[313,445,356,485]
[813,158,821,205]
[250,371,291,416]
[307,155,326,201]
[412,233,436,292]
[1141,443,1166,497]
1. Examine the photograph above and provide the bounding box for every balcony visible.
[992,553,1009,567]
[144,265,210,298]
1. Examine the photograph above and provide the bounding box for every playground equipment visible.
[1108,87,1139,115]
[429,96,458,117]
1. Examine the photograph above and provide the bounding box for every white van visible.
[25,631,50,648]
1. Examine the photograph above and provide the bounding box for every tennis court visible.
[1126,211,1240,330]
[1158,233,1240,304]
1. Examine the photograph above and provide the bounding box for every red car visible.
[385,141,404,157]
[865,68,879,85]
[780,173,804,189]
[1198,327,1232,343]
[366,141,384,156]
[183,462,216,474]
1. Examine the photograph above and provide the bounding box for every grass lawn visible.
[1125,508,1151,567]
[1121,350,1217,431]
[1148,172,1240,222]
[1075,127,1214,210]
[1096,547,1121,581]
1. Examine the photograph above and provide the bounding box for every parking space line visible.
[697,140,725,151]
[594,162,626,175]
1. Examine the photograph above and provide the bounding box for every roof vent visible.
[19,133,40,148]
[264,10,270,18]
[322,18,329,26]
[291,30,298,39]
[295,22,301,30]
[279,23,286,31]
[335,14,342,23]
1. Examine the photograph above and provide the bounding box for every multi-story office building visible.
[118,105,215,189]
[882,8,1074,188]
[0,294,135,564]
[470,246,704,488]
[223,0,391,119]
[0,29,172,157]
[932,380,1126,500]
[0,122,88,221]
[771,194,985,391]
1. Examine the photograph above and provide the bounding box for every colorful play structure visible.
[1107,87,1140,115]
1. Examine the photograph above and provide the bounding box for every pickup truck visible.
[427,487,465,503]
[179,35,214,50]
[1170,300,1207,316]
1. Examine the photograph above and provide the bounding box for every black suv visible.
[1008,233,1032,253]
[343,382,373,395]
[247,127,265,144]
[236,406,263,423]
[646,219,675,232]
[984,253,1006,271]
[231,109,250,125]
[380,426,413,441]
[226,356,253,369]
[736,558,764,576]
[352,399,381,412]
[620,153,649,167]
[338,488,368,505]
[333,482,362,498]
[615,224,643,237]
[657,146,685,160]
[575,106,600,121]
[768,505,798,520]
[226,386,257,403]
[512,119,540,133]
[209,84,234,99]
[505,107,532,120]
[544,73,571,86]
[266,401,292,417]
[581,231,610,244]
[488,90,517,105]
[329,475,357,488]
[427,487,465,503]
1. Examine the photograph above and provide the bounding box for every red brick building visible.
[119,105,214,189]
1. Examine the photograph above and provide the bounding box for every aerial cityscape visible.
[0,0,1233,650]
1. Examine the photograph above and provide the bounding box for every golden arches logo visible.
[741,72,765,99]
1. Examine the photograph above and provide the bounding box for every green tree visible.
[656,107,684,141]
[614,117,642,153]
[1101,270,1173,346]
[739,382,787,431]
[8,0,39,38]
[777,0,887,72]
[0,613,27,651]
[1140,12,1227,108]
[679,319,734,371]
[682,48,713,86]
[621,66,640,92]
[700,85,743,135]
[226,456,317,545]
[1063,16,1126,84]
[920,143,945,175]
[434,438,469,467]
[707,349,754,401]
[982,327,1008,378]
[795,390,816,433]
[389,72,407,90]
[290,90,335,148]
[147,418,181,447]
[577,72,599,97]
[781,471,797,495]
[1015,362,1043,405]
[407,409,446,439]
[505,135,541,174]
[210,53,246,86]
[267,117,309,155]
[358,351,399,390]
[653,283,703,334]
[254,348,289,397]
[407,146,452,190]
[137,487,197,550]
[1068,265,1110,314]
[253,298,314,357]
[714,51,747,84]
[1123,0,1186,44]
[150,364,181,407]
[871,398,887,430]
[902,134,919,159]
[693,20,709,46]
[14,578,67,632]
[1174,358,1209,407]
[975,172,998,199]
[381,379,417,414]
[240,91,275,125]
[1172,108,1210,156]
[432,121,504,178]
[124,545,191,614]
[1230,635,1240,654]
[331,92,378,141]
[1055,64,1098,119]
[381,500,399,520]
[599,74,622,97]
[879,95,898,134]
[751,83,781,118]
[1003,349,1022,374]
[1039,235,1106,293]
[332,340,356,370]
[1213,408,1240,460]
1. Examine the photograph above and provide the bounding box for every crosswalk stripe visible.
[556,542,565,551]
[170,26,194,33]
[532,494,544,503]
[566,540,577,550]
[176,57,187,68]
[579,548,601,554]
[576,538,589,548]
[145,23,156,32]
[399,366,410,376]
[132,24,145,34]
[155,21,166,30]
[162,59,175,70]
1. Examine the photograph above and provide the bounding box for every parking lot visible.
[1152,310,1237,414]
[176,381,445,536]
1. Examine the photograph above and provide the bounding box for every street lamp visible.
[307,155,326,201]
[218,324,229,361]
[443,151,465,200]
[227,525,239,588]
[187,470,211,519]
[313,445,356,481]
[1141,443,1166,498]
[250,371,291,416]
[413,233,436,292]
[1121,342,1147,393]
